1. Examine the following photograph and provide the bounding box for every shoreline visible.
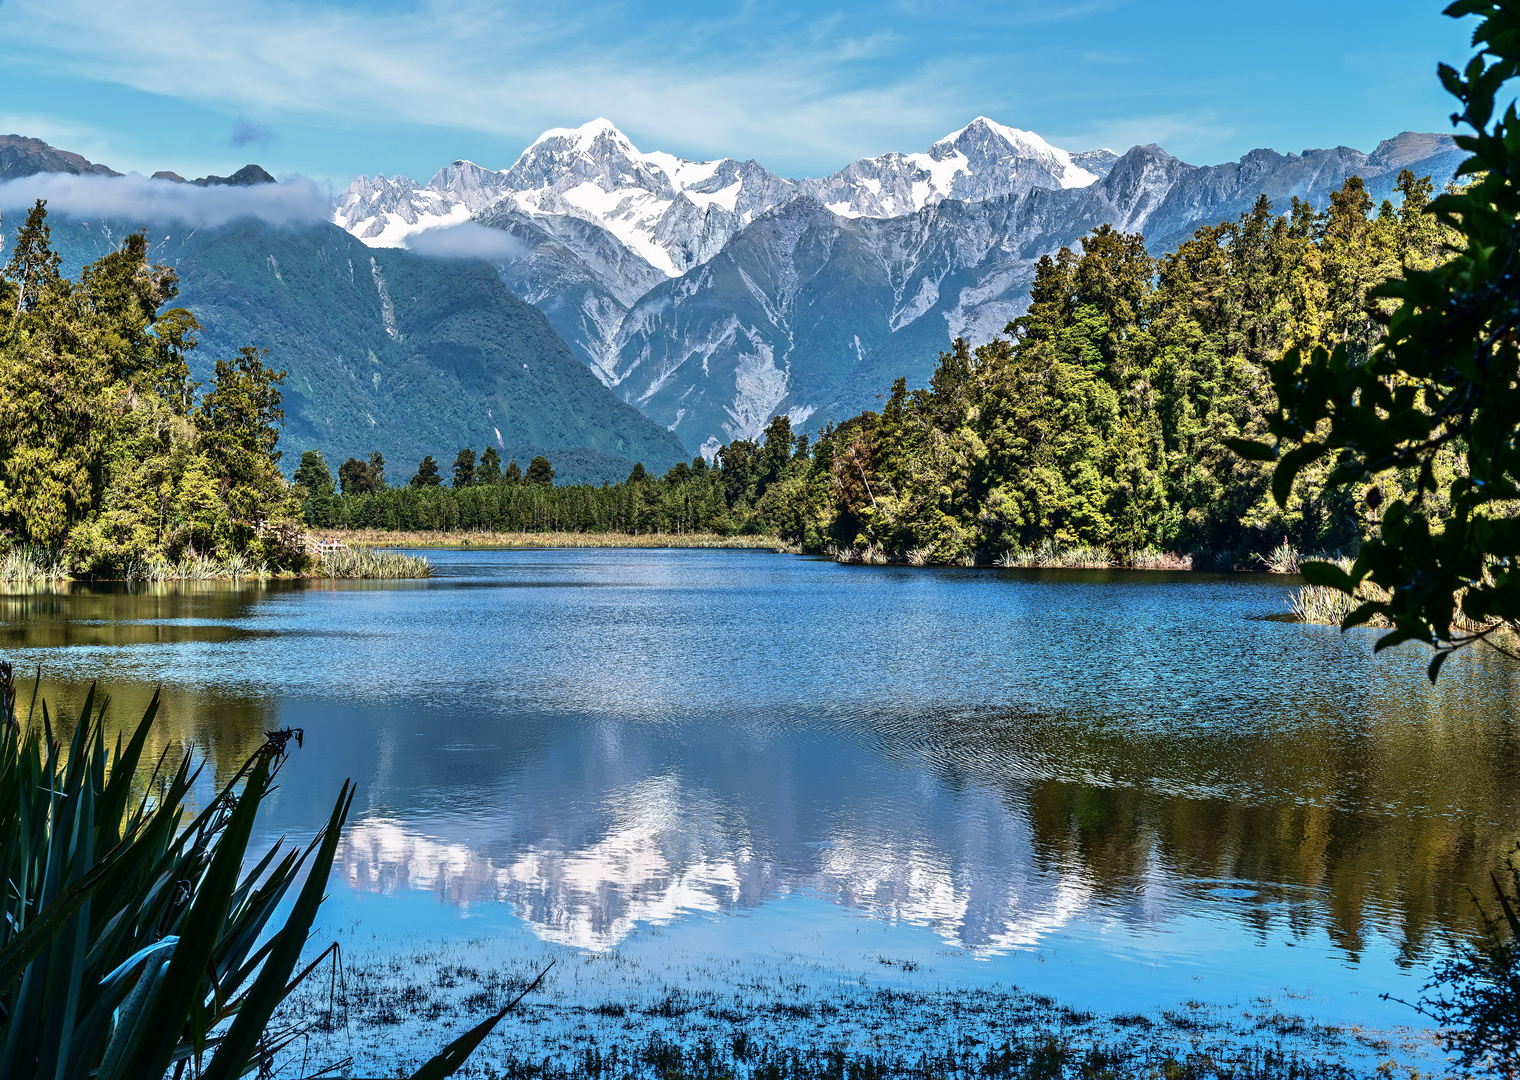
[313,528,799,551]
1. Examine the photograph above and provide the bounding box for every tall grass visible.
[1286,557,1391,626]
[312,528,793,551]
[314,545,433,579]
[0,547,69,584]
[997,541,1113,569]
[0,664,531,1078]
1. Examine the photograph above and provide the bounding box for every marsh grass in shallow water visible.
[275,938,1437,1080]
[314,545,433,579]
[0,545,70,583]
[314,529,796,552]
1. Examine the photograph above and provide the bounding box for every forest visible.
[314,170,1454,566]
[0,201,307,574]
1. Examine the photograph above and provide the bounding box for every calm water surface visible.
[5,549,1518,1046]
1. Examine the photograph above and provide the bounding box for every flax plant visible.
[0,663,526,1078]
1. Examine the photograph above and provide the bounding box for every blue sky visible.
[0,0,1476,187]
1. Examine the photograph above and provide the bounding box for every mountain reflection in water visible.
[7,549,1519,1022]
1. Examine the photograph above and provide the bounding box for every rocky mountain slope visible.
[336,121,1464,455]
[0,134,120,180]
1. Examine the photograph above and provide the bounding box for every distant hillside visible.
[29,216,688,483]
[0,134,119,180]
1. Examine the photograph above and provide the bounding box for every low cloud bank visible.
[0,171,332,229]
[403,221,528,262]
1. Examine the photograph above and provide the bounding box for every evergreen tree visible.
[410,456,443,488]
[0,201,305,568]
[503,460,522,484]
[627,462,647,484]
[525,455,554,487]
[478,446,502,484]
[367,451,386,490]
[452,447,476,488]
[338,457,369,495]
[294,451,335,497]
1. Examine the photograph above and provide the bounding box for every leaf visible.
[1222,438,1277,462]
[408,963,553,1080]
[198,781,355,1080]
[1298,560,1354,593]
[1272,444,1322,509]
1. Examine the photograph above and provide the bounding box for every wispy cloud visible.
[231,116,275,148]
[0,172,331,227]
[0,0,1003,174]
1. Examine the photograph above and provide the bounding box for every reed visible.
[314,544,433,579]
[1261,543,1300,574]
[1287,558,1391,626]
[0,546,70,584]
[311,528,793,551]
[998,540,1113,569]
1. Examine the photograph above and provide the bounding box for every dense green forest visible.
[0,201,307,573]
[314,171,1453,565]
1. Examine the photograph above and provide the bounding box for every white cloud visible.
[0,172,331,228]
[0,0,980,176]
[403,221,528,261]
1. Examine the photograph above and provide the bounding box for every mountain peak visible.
[525,117,636,156]
[0,134,119,181]
[192,164,276,187]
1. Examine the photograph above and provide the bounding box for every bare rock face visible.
[192,164,276,187]
[0,134,119,180]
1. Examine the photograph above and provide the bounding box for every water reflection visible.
[4,551,1518,1016]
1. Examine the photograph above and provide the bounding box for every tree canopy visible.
[1252,0,1520,680]
[0,201,303,571]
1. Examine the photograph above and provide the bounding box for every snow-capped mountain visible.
[806,117,1104,219]
[331,120,1463,461]
[333,119,796,279]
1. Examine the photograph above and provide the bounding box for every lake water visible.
[5,549,1516,1072]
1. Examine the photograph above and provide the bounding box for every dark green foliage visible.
[478,446,502,484]
[295,450,337,526]
[526,455,555,487]
[295,449,335,496]
[1407,849,1520,1075]
[0,202,305,570]
[339,453,386,496]
[411,455,443,488]
[453,447,477,488]
[0,675,535,1078]
[21,216,687,481]
[0,684,353,1079]
[1261,0,1520,679]
[503,460,522,484]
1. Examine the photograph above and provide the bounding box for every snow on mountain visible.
[328,119,1460,462]
[805,117,1103,218]
[332,118,796,279]
[330,117,1111,273]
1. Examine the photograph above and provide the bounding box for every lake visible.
[5,548,1515,1073]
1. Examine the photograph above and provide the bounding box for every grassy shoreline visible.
[0,543,432,583]
[313,528,800,551]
